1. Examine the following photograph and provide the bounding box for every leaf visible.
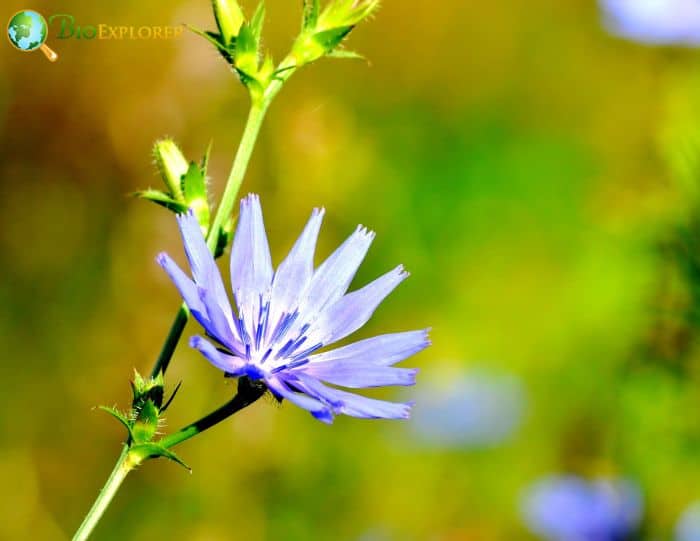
[303,0,321,30]
[235,23,258,75]
[312,26,353,53]
[250,1,266,44]
[130,443,191,472]
[200,140,213,177]
[186,24,227,52]
[99,406,135,442]
[183,162,207,202]
[161,381,183,413]
[326,48,365,60]
[135,189,189,214]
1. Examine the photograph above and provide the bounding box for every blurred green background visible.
[2,0,700,539]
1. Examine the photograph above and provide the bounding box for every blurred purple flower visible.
[522,476,643,541]
[599,0,700,46]
[158,195,429,423]
[410,370,525,448]
[676,501,700,541]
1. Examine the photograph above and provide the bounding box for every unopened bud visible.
[213,0,245,44]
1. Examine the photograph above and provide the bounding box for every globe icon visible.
[7,10,57,61]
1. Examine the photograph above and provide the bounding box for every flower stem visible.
[72,445,134,541]
[205,100,270,253]
[159,377,267,449]
[150,304,189,379]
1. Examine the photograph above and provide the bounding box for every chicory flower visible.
[157,194,429,423]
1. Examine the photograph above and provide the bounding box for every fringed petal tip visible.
[176,207,197,224]
[395,264,410,280]
[355,224,376,241]
[421,328,432,348]
[240,193,261,210]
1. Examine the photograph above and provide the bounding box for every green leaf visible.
[326,48,365,60]
[200,140,213,177]
[182,162,211,230]
[313,26,353,53]
[161,381,183,413]
[135,189,189,214]
[250,1,266,44]
[183,162,207,202]
[186,24,231,57]
[130,443,191,472]
[235,23,258,75]
[303,0,321,30]
[99,406,135,442]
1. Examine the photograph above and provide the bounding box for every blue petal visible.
[298,225,375,320]
[293,374,413,419]
[266,376,334,424]
[156,252,208,324]
[306,265,409,344]
[190,335,246,375]
[308,329,430,367]
[196,286,240,348]
[269,208,324,323]
[176,211,238,343]
[299,363,418,389]
[230,195,274,307]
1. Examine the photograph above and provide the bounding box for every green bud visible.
[131,370,166,410]
[132,400,160,444]
[129,371,165,444]
[212,0,245,45]
[182,162,211,231]
[153,138,188,202]
[293,0,379,66]
[317,0,379,30]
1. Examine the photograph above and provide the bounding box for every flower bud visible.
[293,0,379,66]
[153,138,188,202]
[213,0,245,45]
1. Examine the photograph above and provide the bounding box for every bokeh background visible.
[2,0,700,539]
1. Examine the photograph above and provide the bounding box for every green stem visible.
[205,100,270,253]
[159,377,267,449]
[72,445,134,541]
[150,304,189,378]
